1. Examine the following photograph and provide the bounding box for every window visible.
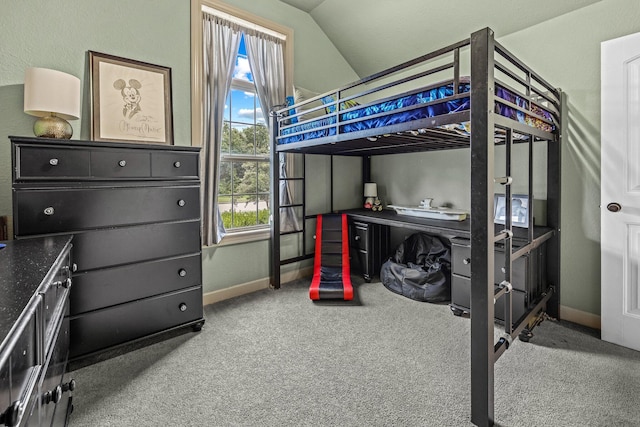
[191,0,293,244]
[218,35,270,231]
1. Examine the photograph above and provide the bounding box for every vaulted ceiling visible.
[279,0,601,77]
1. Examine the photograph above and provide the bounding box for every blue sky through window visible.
[226,34,265,125]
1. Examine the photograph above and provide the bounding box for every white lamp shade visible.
[364,182,377,197]
[24,67,81,120]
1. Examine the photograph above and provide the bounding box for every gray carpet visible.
[68,279,640,426]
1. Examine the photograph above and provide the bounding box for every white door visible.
[601,32,640,352]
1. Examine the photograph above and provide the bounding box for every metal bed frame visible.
[269,27,562,427]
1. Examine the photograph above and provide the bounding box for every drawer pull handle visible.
[463,258,471,265]
[179,303,188,312]
[61,379,76,393]
[178,268,187,277]
[64,278,72,289]
[118,160,127,167]
[174,161,181,168]
[177,199,186,207]
[72,263,78,272]
[44,207,55,216]
[42,386,63,405]
[49,158,59,166]
[354,235,361,241]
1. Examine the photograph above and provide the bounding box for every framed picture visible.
[494,194,530,228]
[89,51,173,144]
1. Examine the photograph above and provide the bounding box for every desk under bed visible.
[270,27,562,427]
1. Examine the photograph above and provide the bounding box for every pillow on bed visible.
[293,86,326,121]
[321,94,360,114]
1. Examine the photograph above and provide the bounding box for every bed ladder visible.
[469,28,560,427]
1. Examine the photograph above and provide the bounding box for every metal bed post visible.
[469,27,496,427]
[546,92,564,319]
[270,112,281,289]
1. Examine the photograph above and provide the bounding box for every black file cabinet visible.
[449,237,546,322]
[11,136,205,365]
[349,220,389,282]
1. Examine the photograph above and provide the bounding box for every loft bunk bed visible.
[269,28,561,427]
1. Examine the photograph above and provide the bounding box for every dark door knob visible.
[607,202,622,213]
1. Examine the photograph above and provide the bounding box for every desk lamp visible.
[364,182,377,209]
[24,67,81,139]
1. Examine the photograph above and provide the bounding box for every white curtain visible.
[201,14,242,246]
[244,31,300,233]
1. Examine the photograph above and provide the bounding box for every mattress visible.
[277,81,555,146]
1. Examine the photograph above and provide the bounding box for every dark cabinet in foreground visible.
[11,136,205,366]
[0,236,74,427]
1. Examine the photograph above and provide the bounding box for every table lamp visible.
[364,182,377,209]
[24,67,81,139]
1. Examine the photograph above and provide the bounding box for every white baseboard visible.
[203,266,313,306]
[560,305,601,330]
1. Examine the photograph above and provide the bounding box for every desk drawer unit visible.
[349,220,389,282]
[449,237,546,322]
[11,137,204,364]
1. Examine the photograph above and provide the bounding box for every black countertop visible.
[0,235,72,341]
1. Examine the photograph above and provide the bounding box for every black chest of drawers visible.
[11,136,204,365]
[0,236,74,427]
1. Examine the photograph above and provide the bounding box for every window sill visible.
[209,227,270,247]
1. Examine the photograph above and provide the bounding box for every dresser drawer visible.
[0,300,40,427]
[90,150,151,178]
[39,315,70,425]
[40,246,72,351]
[71,220,201,272]
[451,274,527,322]
[14,185,200,235]
[70,287,203,358]
[71,254,202,315]
[152,151,199,178]
[15,146,91,179]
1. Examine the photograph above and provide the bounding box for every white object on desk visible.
[387,204,468,221]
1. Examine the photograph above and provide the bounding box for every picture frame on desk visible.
[494,194,529,228]
[89,51,174,145]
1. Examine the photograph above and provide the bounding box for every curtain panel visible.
[201,14,242,246]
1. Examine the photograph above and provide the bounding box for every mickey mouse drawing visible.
[113,79,142,119]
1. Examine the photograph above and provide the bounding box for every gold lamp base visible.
[33,115,73,139]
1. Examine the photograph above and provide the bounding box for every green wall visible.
[0,0,358,295]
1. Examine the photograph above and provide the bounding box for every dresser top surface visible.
[0,235,72,340]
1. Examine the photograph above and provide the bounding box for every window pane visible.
[233,35,253,83]
[221,122,230,154]
[218,161,232,198]
[256,124,269,154]
[233,195,258,228]
[233,161,257,194]
[258,162,270,193]
[230,123,252,155]
[229,88,255,125]
[255,96,264,126]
